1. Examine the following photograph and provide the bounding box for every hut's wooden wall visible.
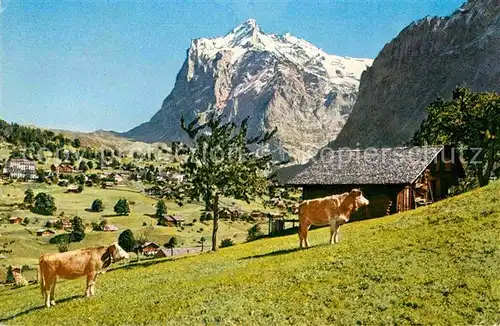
[302,184,405,220]
[425,148,463,199]
[396,185,414,212]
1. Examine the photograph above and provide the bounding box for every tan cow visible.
[38,242,129,308]
[298,189,369,248]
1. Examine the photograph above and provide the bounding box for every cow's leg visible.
[49,278,57,306]
[86,273,95,297]
[43,278,54,308]
[298,220,310,248]
[333,224,341,243]
[329,222,337,245]
[90,274,99,296]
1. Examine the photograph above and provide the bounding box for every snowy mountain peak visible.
[189,19,372,85]
[224,19,262,48]
[127,20,373,163]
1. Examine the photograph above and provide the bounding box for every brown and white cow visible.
[38,242,129,308]
[298,189,369,248]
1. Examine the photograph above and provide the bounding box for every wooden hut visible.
[36,229,56,237]
[103,224,118,232]
[140,242,160,256]
[161,215,185,227]
[287,146,464,219]
[8,217,23,224]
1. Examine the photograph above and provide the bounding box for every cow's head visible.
[110,242,129,261]
[102,243,129,267]
[350,189,369,211]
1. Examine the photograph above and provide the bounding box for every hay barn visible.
[287,146,464,219]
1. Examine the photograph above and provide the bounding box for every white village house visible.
[3,159,37,180]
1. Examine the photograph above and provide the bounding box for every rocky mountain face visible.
[124,20,372,163]
[331,0,500,149]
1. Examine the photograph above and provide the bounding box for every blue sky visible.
[0,0,464,133]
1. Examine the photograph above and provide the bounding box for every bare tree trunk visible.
[211,194,219,251]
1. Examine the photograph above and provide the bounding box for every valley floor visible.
[0,181,499,325]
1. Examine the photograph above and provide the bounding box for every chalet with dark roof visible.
[287,146,464,219]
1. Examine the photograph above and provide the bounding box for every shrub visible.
[57,240,70,253]
[90,199,104,212]
[219,238,235,248]
[49,233,71,244]
[449,169,480,196]
[247,224,264,242]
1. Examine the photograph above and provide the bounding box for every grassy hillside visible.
[1,181,499,325]
[0,183,278,274]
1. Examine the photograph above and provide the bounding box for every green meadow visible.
[1,181,498,325]
[0,182,278,278]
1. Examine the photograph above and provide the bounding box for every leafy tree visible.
[164,236,178,256]
[155,199,167,218]
[171,141,179,156]
[87,160,94,170]
[111,157,121,168]
[23,189,34,207]
[114,199,130,216]
[91,199,104,212]
[247,224,264,242]
[53,219,64,230]
[32,192,57,215]
[157,214,168,226]
[118,229,136,252]
[69,216,85,242]
[67,174,76,184]
[145,170,154,183]
[413,88,499,187]
[219,238,234,248]
[6,266,14,283]
[0,119,78,151]
[72,138,81,148]
[177,115,276,251]
[36,169,47,183]
[78,161,88,172]
[75,174,86,185]
[91,219,105,231]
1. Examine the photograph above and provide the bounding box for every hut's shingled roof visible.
[287,146,444,185]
